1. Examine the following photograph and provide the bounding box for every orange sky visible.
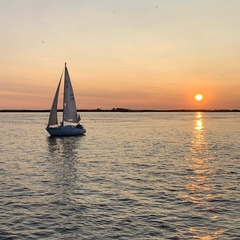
[0,0,240,110]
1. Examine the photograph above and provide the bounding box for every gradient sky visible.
[1,0,240,110]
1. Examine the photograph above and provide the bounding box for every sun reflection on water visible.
[195,112,203,131]
[181,113,225,239]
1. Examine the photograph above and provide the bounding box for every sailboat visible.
[46,63,86,136]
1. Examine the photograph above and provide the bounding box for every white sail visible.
[47,75,62,127]
[63,63,78,123]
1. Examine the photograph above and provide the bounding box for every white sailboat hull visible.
[46,125,86,136]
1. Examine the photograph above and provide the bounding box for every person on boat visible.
[76,123,82,128]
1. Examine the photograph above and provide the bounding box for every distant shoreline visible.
[0,109,239,113]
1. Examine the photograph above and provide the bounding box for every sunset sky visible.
[1,0,240,110]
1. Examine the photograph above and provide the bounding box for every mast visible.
[62,62,67,125]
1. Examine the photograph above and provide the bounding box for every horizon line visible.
[0,108,239,113]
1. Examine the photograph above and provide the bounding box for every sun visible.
[195,94,203,101]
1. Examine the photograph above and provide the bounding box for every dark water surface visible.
[0,112,239,239]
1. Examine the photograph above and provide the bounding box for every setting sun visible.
[195,94,203,101]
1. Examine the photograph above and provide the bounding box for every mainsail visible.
[63,63,78,123]
[47,74,62,127]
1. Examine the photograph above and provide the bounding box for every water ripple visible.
[0,112,239,239]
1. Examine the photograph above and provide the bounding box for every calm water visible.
[0,112,239,239]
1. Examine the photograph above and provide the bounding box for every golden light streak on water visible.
[183,113,225,239]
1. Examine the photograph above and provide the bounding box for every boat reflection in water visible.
[183,113,225,239]
[46,136,88,239]
[46,136,82,187]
